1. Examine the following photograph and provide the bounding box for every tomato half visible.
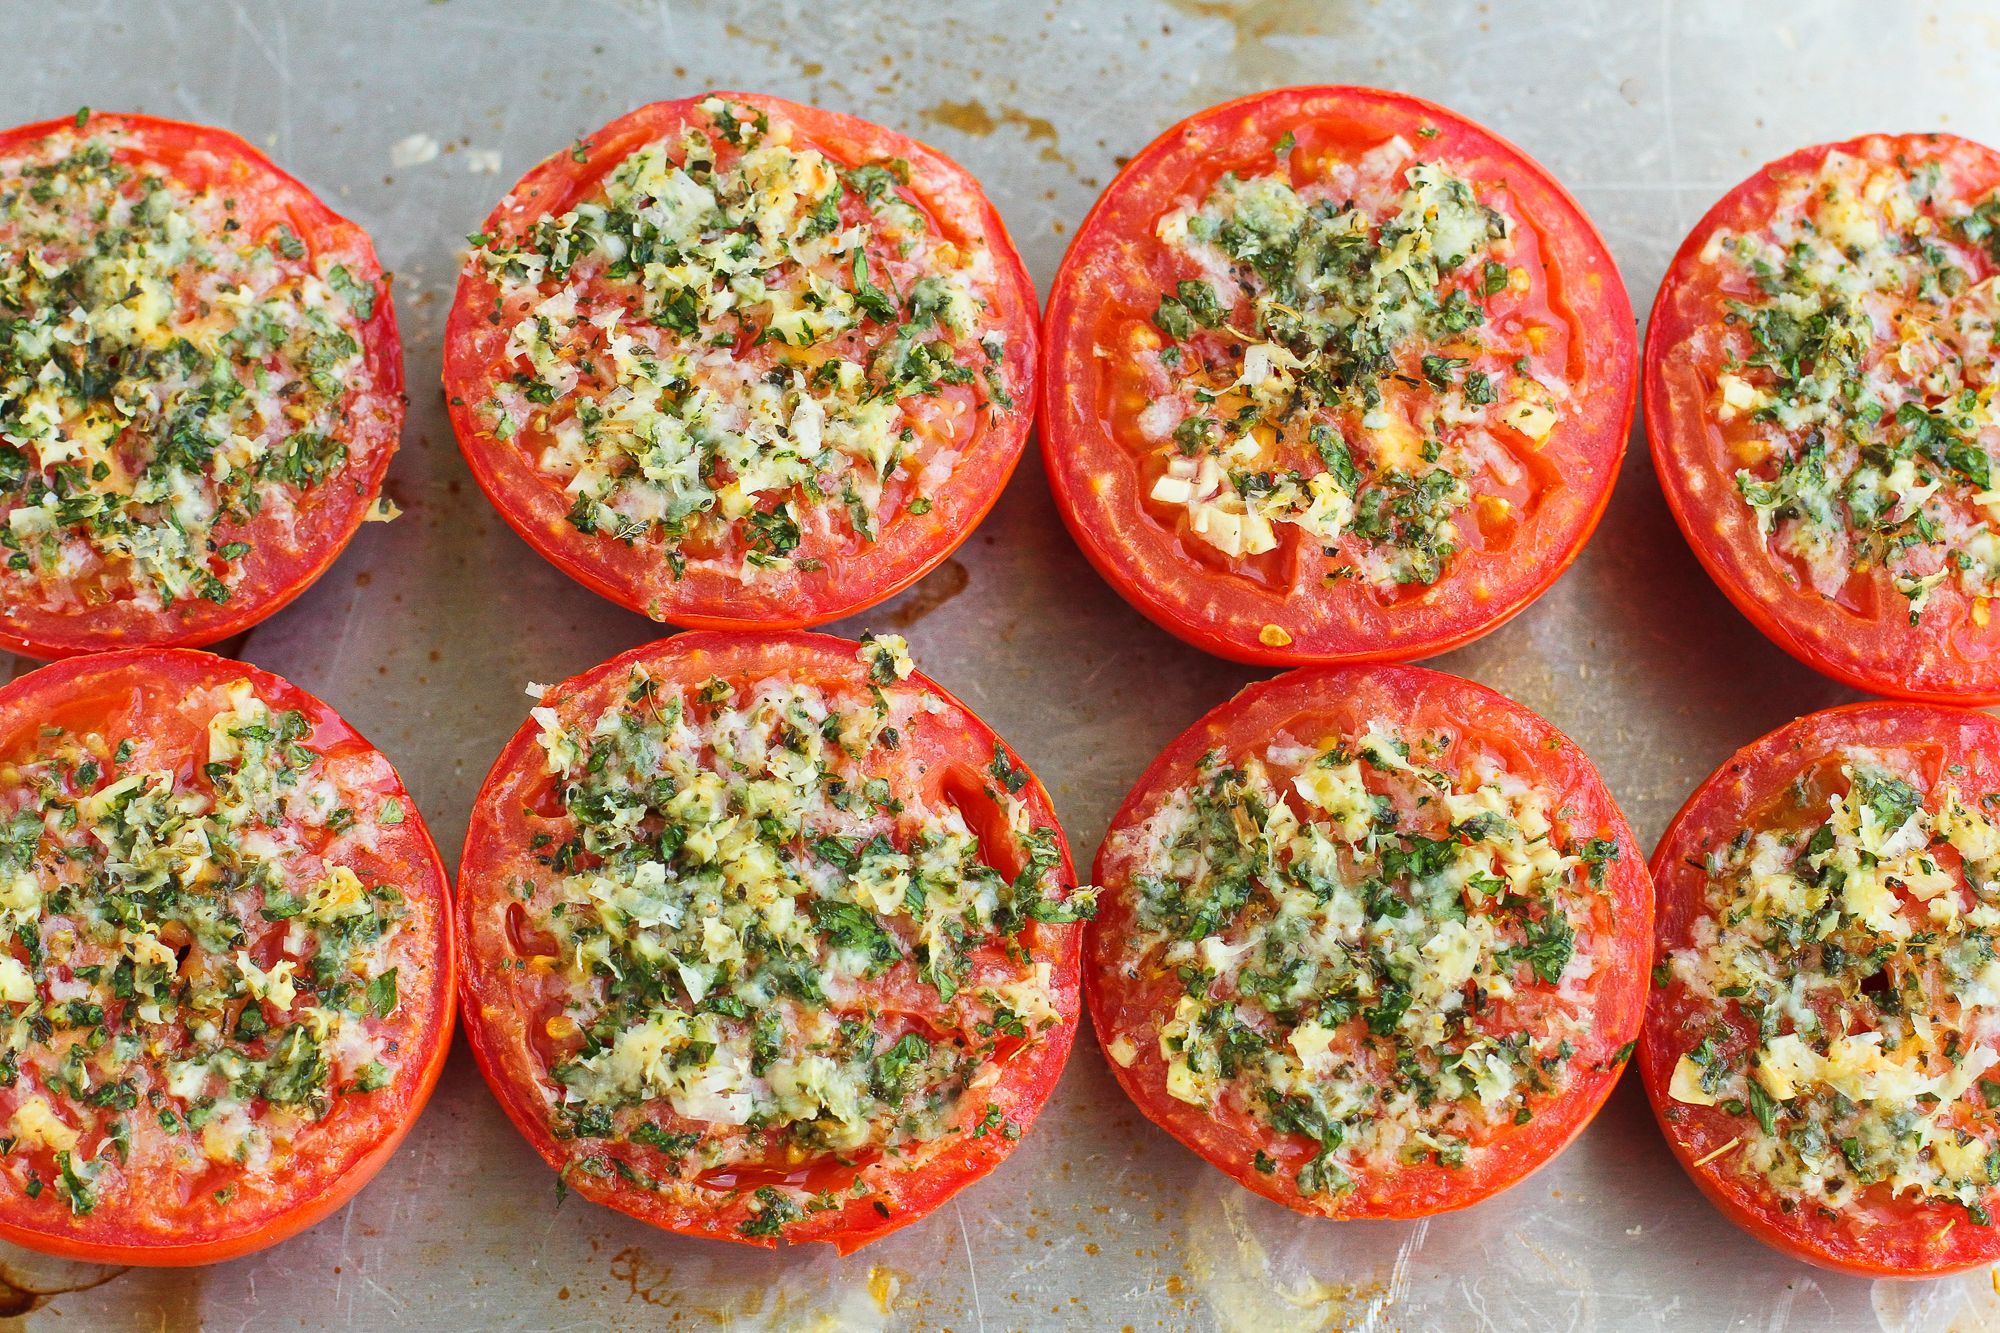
[1642,702,2000,1276]
[455,630,1086,1251]
[0,649,452,1266]
[441,93,1039,630]
[1646,133,2000,702]
[1041,86,1635,666]
[0,111,404,661]
[1087,663,1651,1217]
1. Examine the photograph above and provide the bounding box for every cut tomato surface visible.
[1643,702,2000,1276]
[1087,663,1651,1218]
[0,111,403,660]
[1647,133,2000,702]
[0,649,451,1266]
[1042,86,1634,665]
[455,630,1088,1251]
[442,93,1038,630]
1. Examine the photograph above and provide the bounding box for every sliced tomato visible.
[441,94,1039,630]
[1041,86,1635,665]
[0,649,452,1266]
[1642,702,2000,1276]
[0,112,404,661]
[455,630,1084,1251]
[1646,133,2000,702]
[1087,663,1652,1217]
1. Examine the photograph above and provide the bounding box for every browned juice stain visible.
[0,1262,130,1323]
[722,21,775,51]
[866,1263,906,1314]
[881,558,971,627]
[608,1246,675,1308]
[1162,0,1366,93]
[721,21,836,86]
[1163,0,1355,41]
[606,1246,796,1326]
[921,100,1070,165]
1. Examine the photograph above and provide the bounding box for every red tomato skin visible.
[1645,134,2000,704]
[0,649,453,1267]
[442,95,1040,633]
[1086,663,1654,1218]
[1041,86,1637,667]
[455,630,1082,1253]
[1641,701,2000,1277]
[0,113,405,663]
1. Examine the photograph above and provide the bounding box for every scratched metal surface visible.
[3,0,2000,1328]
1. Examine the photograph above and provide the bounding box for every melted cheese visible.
[518,638,1090,1240]
[1108,719,1617,1203]
[0,680,414,1218]
[1707,147,2000,620]
[1140,144,1559,591]
[1668,751,2000,1218]
[0,122,384,616]
[469,97,1013,584]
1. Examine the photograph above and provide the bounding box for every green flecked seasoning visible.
[466,97,1017,585]
[505,636,1092,1240]
[0,121,383,616]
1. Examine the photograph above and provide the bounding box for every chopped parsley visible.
[465,96,1017,584]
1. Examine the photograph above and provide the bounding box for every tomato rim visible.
[440,93,1041,633]
[453,629,1083,1252]
[1640,699,2000,1276]
[0,648,453,1267]
[0,112,406,663]
[1040,85,1638,667]
[1643,132,2000,705]
[1085,661,1654,1219]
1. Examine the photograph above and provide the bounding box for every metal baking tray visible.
[3,1,1996,1327]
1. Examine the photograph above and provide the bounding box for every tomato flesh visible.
[0,112,403,661]
[1086,662,1652,1218]
[1042,87,1635,665]
[1642,701,2000,1276]
[441,94,1039,631]
[0,650,451,1266]
[1646,132,2000,702]
[455,630,1084,1252]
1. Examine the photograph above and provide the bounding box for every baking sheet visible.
[4,0,2000,1327]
